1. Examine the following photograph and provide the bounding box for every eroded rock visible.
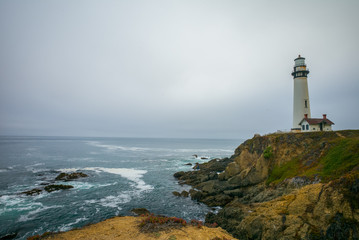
[21,188,42,196]
[55,172,88,181]
[44,184,73,192]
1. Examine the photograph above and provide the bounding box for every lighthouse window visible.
[305,100,308,108]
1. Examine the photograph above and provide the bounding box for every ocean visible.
[0,136,242,239]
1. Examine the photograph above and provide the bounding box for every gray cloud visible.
[1,0,358,139]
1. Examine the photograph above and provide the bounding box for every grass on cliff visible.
[266,138,359,185]
[319,138,359,180]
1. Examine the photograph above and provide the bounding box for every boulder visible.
[180,191,189,197]
[0,232,17,240]
[55,172,88,181]
[131,208,150,216]
[44,184,73,192]
[173,171,185,178]
[172,191,181,197]
[21,188,42,196]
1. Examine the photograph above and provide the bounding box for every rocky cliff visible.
[175,130,359,239]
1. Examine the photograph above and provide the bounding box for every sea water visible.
[0,136,242,239]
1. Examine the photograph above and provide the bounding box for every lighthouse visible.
[291,55,311,130]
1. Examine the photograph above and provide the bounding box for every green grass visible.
[266,137,359,185]
[319,138,359,180]
[266,158,300,185]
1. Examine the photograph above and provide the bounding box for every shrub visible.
[139,214,187,232]
[263,146,273,159]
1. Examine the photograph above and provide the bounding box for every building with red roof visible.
[298,114,334,132]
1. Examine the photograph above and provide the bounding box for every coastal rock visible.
[173,171,185,178]
[44,184,74,192]
[131,208,150,216]
[185,163,192,166]
[172,191,190,197]
[55,172,88,181]
[21,188,42,196]
[0,232,17,240]
[175,130,359,239]
[172,191,181,197]
[37,216,237,240]
[180,190,189,197]
[206,179,359,239]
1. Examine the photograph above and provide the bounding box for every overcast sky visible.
[0,1,358,139]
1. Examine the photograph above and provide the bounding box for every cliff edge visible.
[175,130,359,239]
[30,216,237,240]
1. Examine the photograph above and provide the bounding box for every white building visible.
[298,114,334,132]
[291,55,334,132]
[291,55,311,131]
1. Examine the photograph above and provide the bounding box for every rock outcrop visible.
[44,184,74,192]
[31,216,237,240]
[174,130,359,239]
[55,172,88,181]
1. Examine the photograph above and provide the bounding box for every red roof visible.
[299,117,334,125]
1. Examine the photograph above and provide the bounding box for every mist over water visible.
[0,136,242,239]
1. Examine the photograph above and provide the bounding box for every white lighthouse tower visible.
[291,55,311,130]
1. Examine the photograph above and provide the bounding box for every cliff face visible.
[175,130,359,239]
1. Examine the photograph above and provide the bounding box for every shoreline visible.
[29,215,237,240]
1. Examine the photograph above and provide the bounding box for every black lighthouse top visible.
[291,55,310,79]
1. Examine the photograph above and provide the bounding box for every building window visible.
[305,100,308,108]
[306,124,309,130]
[302,125,305,130]
[313,128,316,130]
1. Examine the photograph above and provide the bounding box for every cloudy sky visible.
[0,1,358,139]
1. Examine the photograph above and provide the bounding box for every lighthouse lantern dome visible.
[294,55,306,67]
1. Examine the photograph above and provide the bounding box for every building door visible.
[320,123,323,131]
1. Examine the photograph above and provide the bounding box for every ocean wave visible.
[60,181,116,190]
[174,148,233,153]
[0,195,42,216]
[85,193,130,209]
[58,217,88,232]
[18,205,63,222]
[86,141,150,152]
[58,167,153,191]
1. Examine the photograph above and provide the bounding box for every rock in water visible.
[131,208,150,216]
[172,191,181,197]
[21,188,42,196]
[180,191,189,197]
[55,172,88,181]
[0,232,17,240]
[44,184,74,192]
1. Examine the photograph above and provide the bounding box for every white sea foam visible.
[0,195,43,215]
[0,195,25,207]
[18,205,63,222]
[85,193,130,209]
[174,148,233,153]
[59,167,153,191]
[86,141,150,152]
[61,181,115,190]
[58,217,88,232]
[99,194,129,208]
